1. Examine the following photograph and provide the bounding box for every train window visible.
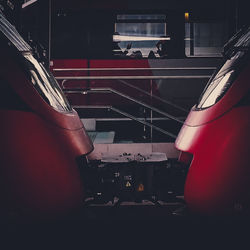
[1,12,71,112]
[196,28,250,109]
[185,22,228,57]
[196,70,235,108]
[21,52,72,112]
[114,14,169,58]
[196,52,243,109]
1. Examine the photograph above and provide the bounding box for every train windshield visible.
[196,27,250,109]
[0,12,72,112]
[21,53,72,112]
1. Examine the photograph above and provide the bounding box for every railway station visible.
[0,0,249,231]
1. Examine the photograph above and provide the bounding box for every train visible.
[1,0,250,219]
[0,9,93,218]
[175,26,250,215]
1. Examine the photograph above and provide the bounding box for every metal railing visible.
[53,67,216,71]
[56,75,211,80]
[117,79,188,113]
[54,71,214,141]
[56,74,212,115]
[63,85,184,141]
[72,105,177,139]
[63,87,184,124]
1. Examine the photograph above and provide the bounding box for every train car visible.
[0,10,93,219]
[175,26,250,215]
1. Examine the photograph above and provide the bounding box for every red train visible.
[0,11,93,218]
[176,26,250,215]
[1,1,250,219]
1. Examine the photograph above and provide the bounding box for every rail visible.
[56,75,211,80]
[63,87,184,124]
[73,105,177,139]
[53,67,217,71]
[56,73,213,140]
[117,79,188,113]
[56,75,212,114]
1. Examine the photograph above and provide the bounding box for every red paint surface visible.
[0,110,93,218]
[1,52,93,218]
[175,64,250,215]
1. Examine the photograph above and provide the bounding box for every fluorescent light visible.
[113,35,170,42]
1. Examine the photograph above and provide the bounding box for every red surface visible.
[1,51,93,218]
[175,64,250,215]
[51,59,88,69]
[50,59,89,89]
[0,110,93,218]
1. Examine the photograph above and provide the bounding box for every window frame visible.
[184,17,230,58]
[114,13,168,58]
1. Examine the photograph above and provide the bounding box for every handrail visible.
[57,75,209,115]
[59,76,192,114]
[111,107,177,139]
[53,67,217,71]
[73,105,177,139]
[73,105,186,121]
[118,79,188,113]
[56,75,211,80]
[64,87,184,124]
[57,75,206,114]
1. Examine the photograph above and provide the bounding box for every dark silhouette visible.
[112,32,132,57]
[130,50,143,59]
[156,36,168,58]
[148,50,156,58]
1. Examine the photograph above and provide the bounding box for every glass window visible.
[21,52,72,112]
[196,27,250,109]
[1,12,71,112]
[114,14,168,58]
[196,70,235,108]
[185,22,229,57]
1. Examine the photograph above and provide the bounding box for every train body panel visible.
[176,106,250,214]
[175,27,250,215]
[0,11,93,218]
[0,110,87,216]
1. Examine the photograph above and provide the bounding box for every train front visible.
[0,12,93,218]
[175,27,250,215]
